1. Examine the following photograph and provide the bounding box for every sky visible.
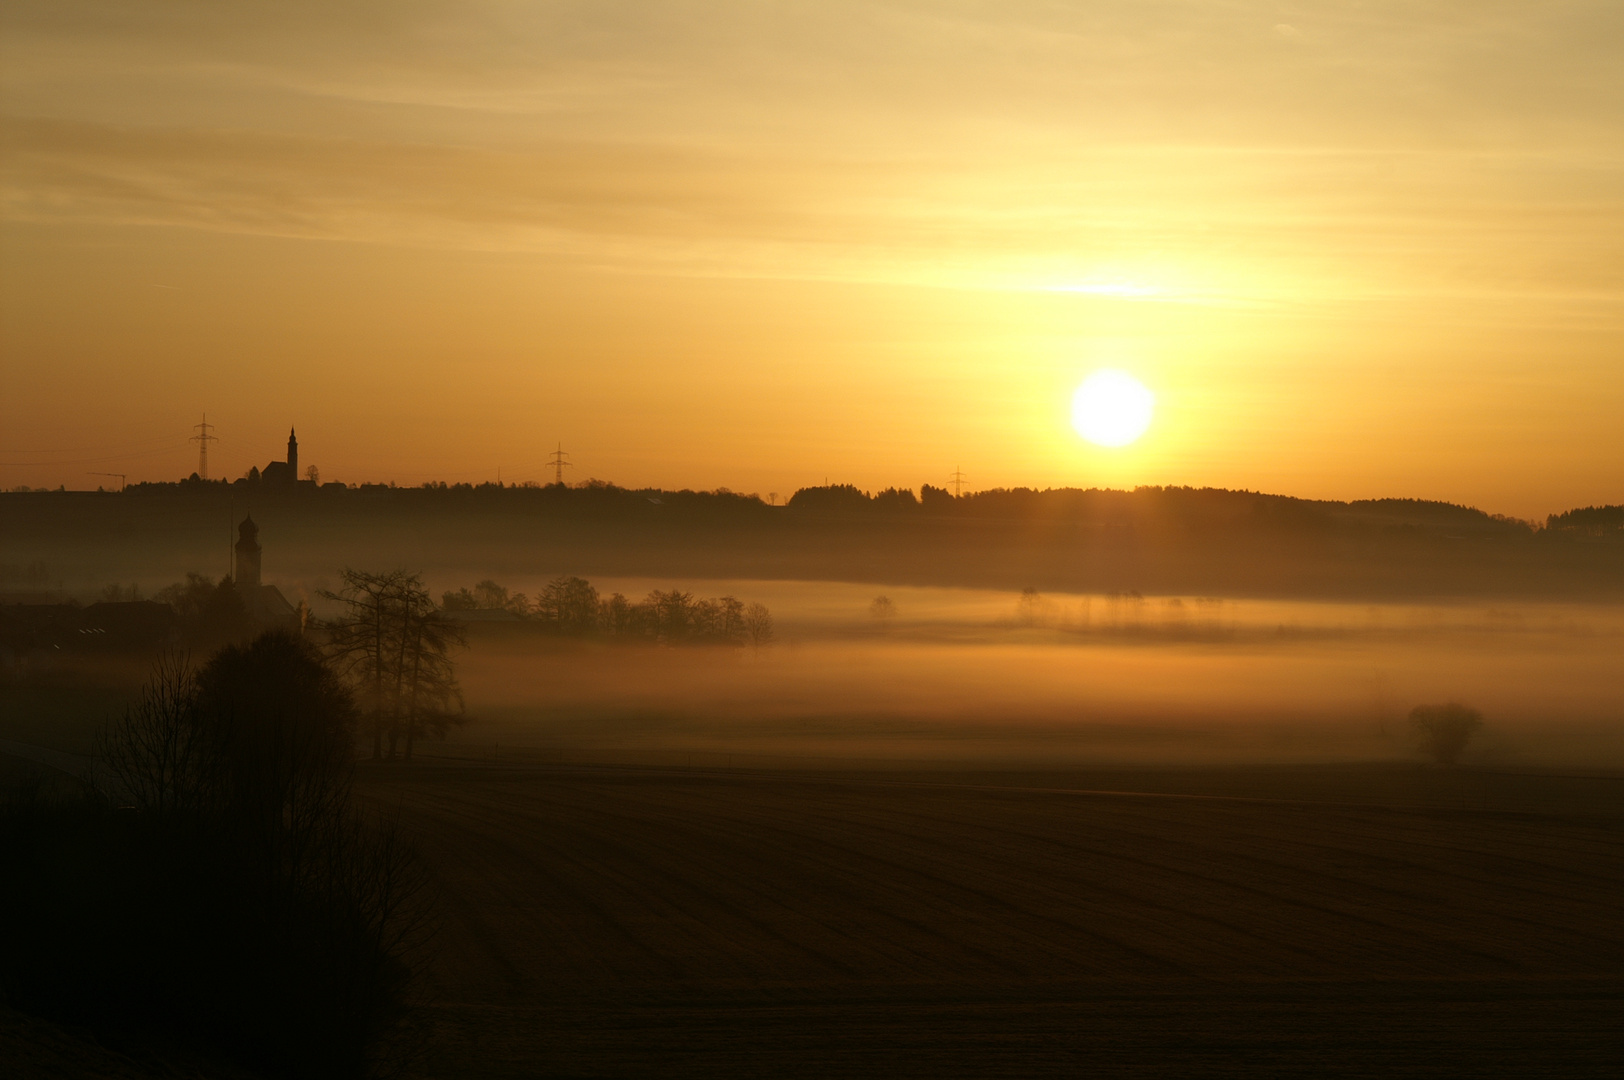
[2,1,1621,517]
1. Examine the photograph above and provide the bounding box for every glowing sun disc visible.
[1071,370,1154,447]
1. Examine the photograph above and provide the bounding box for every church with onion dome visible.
[233,514,301,632]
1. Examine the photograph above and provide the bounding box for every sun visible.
[1071,369,1154,447]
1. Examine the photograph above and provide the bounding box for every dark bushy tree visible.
[1409,702,1484,764]
[195,632,359,876]
[7,634,431,1078]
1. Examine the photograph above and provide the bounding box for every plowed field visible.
[362,763,1624,1078]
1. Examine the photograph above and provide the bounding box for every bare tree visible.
[598,592,634,638]
[320,569,467,761]
[472,579,510,611]
[689,595,746,645]
[99,651,206,814]
[321,569,415,760]
[538,576,599,634]
[648,589,695,643]
[743,602,775,652]
[398,603,467,761]
[870,595,897,620]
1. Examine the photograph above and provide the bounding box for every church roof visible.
[241,584,298,623]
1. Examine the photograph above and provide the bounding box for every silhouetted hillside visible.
[1,482,1619,601]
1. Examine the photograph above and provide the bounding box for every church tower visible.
[287,428,299,481]
[235,515,262,587]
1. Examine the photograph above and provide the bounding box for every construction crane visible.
[88,471,126,492]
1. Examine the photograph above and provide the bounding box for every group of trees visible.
[321,569,467,761]
[3,633,427,1077]
[442,576,775,648]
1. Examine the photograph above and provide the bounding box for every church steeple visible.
[287,427,298,481]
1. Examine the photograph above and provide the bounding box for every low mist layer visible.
[419,580,1624,770]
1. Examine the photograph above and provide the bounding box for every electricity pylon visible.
[950,466,966,498]
[548,443,572,486]
[190,415,218,479]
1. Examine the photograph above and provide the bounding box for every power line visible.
[0,442,189,468]
[950,466,966,499]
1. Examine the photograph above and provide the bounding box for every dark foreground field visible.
[363,760,1624,1079]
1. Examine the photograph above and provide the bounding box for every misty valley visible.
[3,483,1622,1077]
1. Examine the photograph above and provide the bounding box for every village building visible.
[233,514,301,632]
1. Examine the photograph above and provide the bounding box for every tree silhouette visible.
[321,569,467,760]
[744,601,775,651]
[648,589,695,643]
[194,632,359,878]
[396,601,467,761]
[83,634,430,1074]
[99,650,207,816]
[597,591,634,638]
[321,569,412,759]
[539,576,599,634]
[1409,702,1484,764]
[472,579,510,611]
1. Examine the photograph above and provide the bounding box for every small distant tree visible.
[1409,702,1484,765]
[692,596,746,645]
[440,587,478,611]
[538,576,599,634]
[472,579,509,611]
[743,602,774,651]
[648,589,695,643]
[870,595,897,620]
[305,464,320,484]
[598,591,634,638]
[155,572,218,619]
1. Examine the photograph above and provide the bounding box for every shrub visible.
[1408,702,1484,765]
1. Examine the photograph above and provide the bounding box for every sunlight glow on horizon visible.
[0,2,1621,516]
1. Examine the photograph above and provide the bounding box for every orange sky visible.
[3,2,1621,517]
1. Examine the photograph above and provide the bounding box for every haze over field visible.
[446,592,1624,770]
[4,6,1623,1078]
